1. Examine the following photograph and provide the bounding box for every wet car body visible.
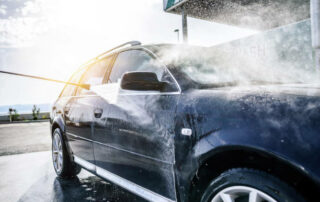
[50,44,320,202]
[174,84,320,201]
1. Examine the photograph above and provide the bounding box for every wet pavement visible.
[0,122,147,202]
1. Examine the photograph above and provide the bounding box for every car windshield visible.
[157,19,317,88]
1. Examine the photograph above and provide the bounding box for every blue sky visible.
[0,0,256,106]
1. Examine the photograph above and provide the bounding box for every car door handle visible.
[94,108,103,118]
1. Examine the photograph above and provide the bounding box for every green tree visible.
[32,105,40,120]
[8,108,13,122]
[9,108,19,122]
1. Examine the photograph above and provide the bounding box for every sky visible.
[0,0,256,107]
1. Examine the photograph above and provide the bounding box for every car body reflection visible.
[18,171,146,202]
[52,176,146,202]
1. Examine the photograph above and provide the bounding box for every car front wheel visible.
[200,168,305,202]
[52,128,80,178]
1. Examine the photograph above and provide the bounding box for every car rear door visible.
[93,49,180,201]
[65,56,113,167]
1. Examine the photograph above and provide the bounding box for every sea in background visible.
[0,103,51,115]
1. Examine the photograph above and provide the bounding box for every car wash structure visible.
[164,0,320,71]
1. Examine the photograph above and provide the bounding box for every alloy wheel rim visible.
[52,133,63,173]
[211,186,277,202]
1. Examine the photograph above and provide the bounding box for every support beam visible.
[182,6,188,43]
[311,0,320,72]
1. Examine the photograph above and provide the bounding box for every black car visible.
[50,41,320,202]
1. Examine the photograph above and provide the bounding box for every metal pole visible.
[174,29,180,43]
[311,0,320,73]
[0,70,90,89]
[182,6,188,43]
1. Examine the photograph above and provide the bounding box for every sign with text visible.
[163,0,186,11]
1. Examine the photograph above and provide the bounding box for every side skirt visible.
[73,155,175,202]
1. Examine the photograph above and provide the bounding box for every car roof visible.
[119,43,207,64]
[77,43,206,72]
[137,43,205,54]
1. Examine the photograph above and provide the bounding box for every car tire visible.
[199,168,305,202]
[52,128,81,178]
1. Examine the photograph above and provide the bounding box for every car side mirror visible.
[121,72,167,91]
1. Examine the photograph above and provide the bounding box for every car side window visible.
[60,68,87,97]
[76,56,112,96]
[108,50,164,84]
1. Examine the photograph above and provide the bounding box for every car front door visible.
[65,56,113,167]
[93,49,180,201]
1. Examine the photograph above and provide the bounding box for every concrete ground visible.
[0,121,51,156]
[0,122,145,202]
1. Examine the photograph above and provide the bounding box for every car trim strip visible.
[66,132,173,165]
[73,155,175,202]
[93,139,174,165]
[74,156,96,172]
[96,166,175,202]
